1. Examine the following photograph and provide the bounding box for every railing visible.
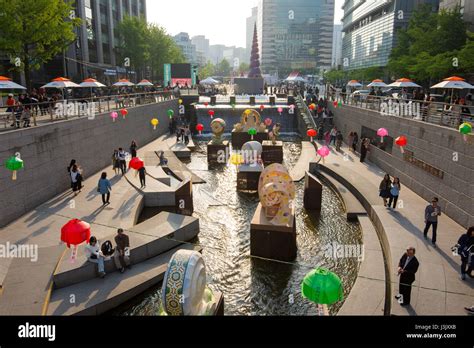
[296,95,318,129]
[331,93,474,130]
[0,91,174,131]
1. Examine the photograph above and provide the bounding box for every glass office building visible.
[258,0,335,77]
[341,0,439,71]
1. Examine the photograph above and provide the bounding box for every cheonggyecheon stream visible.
[115,137,362,316]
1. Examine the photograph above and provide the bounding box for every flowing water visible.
[116,138,362,316]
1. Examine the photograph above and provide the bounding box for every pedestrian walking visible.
[360,138,370,163]
[112,150,120,175]
[388,177,401,209]
[129,140,138,158]
[352,132,359,152]
[176,127,182,143]
[395,247,419,306]
[329,127,337,146]
[455,226,474,280]
[423,197,442,246]
[138,166,146,188]
[97,172,112,205]
[335,131,343,152]
[70,164,83,196]
[348,132,354,150]
[379,174,392,207]
[117,148,127,175]
[184,126,191,145]
[324,130,331,145]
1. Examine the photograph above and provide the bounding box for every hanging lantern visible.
[151,118,159,130]
[277,107,283,115]
[395,136,408,154]
[459,122,472,142]
[5,152,24,181]
[60,219,91,263]
[317,146,330,164]
[208,110,215,119]
[110,111,118,122]
[307,129,317,142]
[248,127,257,140]
[377,128,389,143]
[196,123,204,135]
[301,268,344,307]
[260,105,265,112]
[120,109,128,118]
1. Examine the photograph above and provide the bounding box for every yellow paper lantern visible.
[151,118,159,130]
[230,153,244,165]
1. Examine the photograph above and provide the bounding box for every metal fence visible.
[331,93,474,130]
[0,91,174,130]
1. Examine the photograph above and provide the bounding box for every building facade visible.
[439,0,474,30]
[341,0,439,71]
[258,0,335,78]
[332,24,343,68]
[174,32,198,65]
[191,35,210,66]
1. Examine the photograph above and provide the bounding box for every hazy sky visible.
[146,0,344,47]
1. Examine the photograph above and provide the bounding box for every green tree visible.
[238,62,250,75]
[0,0,81,89]
[215,59,231,77]
[199,61,215,79]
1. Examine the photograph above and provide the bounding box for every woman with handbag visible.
[98,172,112,206]
[85,236,106,278]
[379,174,392,207]
[70,164,83,196]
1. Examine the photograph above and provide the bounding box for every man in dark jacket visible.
[395,247,419,306]
[457,226,474,280]
[114,228,131,273]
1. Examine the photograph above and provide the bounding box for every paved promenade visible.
[317,142,473,316]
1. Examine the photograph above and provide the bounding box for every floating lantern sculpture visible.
[301,267,343,316]
[258,164,296,226]
[161,249,218,316]
[5,152,24,180]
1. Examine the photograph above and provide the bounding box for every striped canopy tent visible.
[0,76,26,90]
[388,78,421,88]
[137,79,154,87]
[367,79,388,88]
[347,80,362,87]
[113,79,135,87]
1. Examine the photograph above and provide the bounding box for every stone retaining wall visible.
[0,100,178,227]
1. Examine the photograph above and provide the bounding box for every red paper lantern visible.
[129,157,144,170]
[395,136,408,153]
[204,102,209,107]
[120,109,128,116]
[307,129,317,142]
[260,105,265,111]
[196,123,204,135]
[309,104,316,111]
[333,101,338,107]
[61,219,91,248]
[208,110,215,118]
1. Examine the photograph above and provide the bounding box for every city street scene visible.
[0,0,473,345]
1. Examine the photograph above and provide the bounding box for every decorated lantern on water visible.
[301,268,343,315]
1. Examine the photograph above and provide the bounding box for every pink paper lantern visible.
[377,128,389,143]
[277,107,283,114]
[264,118,273,127]
[317,146,331,163]
[110,112,118,122]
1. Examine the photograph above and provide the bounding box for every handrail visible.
[296,94,318,129]
[331,93,474,130]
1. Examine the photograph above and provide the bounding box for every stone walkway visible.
[318,143,473,315]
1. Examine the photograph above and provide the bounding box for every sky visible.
[146,0,344,48]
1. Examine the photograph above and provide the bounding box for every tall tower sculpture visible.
[248,24,262,78]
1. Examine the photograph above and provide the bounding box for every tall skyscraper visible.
[191,35,210,65]
[246,7,258,62]
[332,24,343,68]
[439,0,474,30]
[174,32,198,65]
[341,0,439,71]
[258,0,335,78]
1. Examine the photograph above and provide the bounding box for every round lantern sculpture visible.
[260,105,265,112]
[307,129,317,142]
[248,127,257,140]
[110,111,118,122]
[129,157,144,171]
[277,107,283,115]
[151,118,159,130]
[210,118,226,145]
[258,164,296,226]
[317,146,331,164]
[120,109,128,119]
[167,109,174,119]
[61,219,91,263]
[208,110,215,119]
[196,123,204,135]
[161,249,217,316]
[459,122,472,142]
[377,128,389,143]
[395,136,408,154]
[5,152,24,181]
[264,118,273,127]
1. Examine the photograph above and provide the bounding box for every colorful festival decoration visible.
[179,99,183,105]
[161,250,218,316]
[120,109,128,118]
[167,109,174,118]
[260,105,265,112]
[208,110,215,119]
[264,118,273,127]
[5,152,24,180]
[307,129,317,142]
[248,127,257,140]
[309,104,316,111]
[210,118,226,145]
[110,111,118,122]
[317,146,330,163]
[258,164,296,226]
[377,128,389,143]
[151,118,159,130]
[395,136,408,154]
[459,122,472,142]
[196,123,204,135]
[301,268,343,306]
[129,157,144,171]
[60,219,91,263]
[277,107,283,115]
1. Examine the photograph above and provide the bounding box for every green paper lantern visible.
[5,153,24,181]
[248,127,257,140]
[459,122,472,135]
[301,268,343,305]
[338,101,343,107]
[167,109,174,117]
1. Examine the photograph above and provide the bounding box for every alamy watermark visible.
[323,242,365,262]
[54,101,96,120]
[0,242,38,262]
[380,100,421,118]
